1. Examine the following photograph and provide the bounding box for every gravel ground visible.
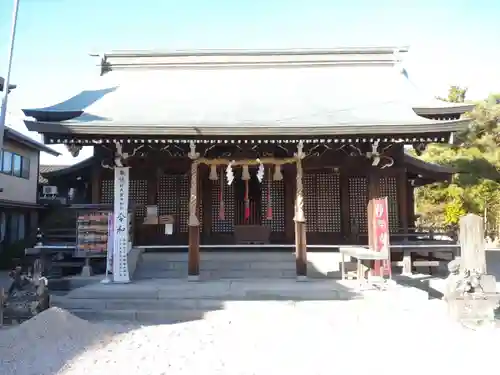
[1,302,499,375]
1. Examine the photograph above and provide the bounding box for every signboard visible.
[112,167,131,283]
[368,197,391,278]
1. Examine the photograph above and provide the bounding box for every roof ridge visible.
[94,46,409,57]
[95,46,409,75]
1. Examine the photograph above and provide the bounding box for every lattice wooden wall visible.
[348,176,368,233]
[316,172,341,232]
[260,177,285,232]
[100,179,148,218]
[303,172,341,233]
[100,180,113,205]
[157,174,203,233]
[303,174,317,232]
[378,176,399,233]
[211,176,235,233]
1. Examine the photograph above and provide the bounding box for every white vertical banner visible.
[112,166,131,283]
[101,213,114,284]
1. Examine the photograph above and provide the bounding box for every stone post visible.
[459,214,486,273]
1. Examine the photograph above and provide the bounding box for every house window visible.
[17,213,25,240]
[9,212,19,243]
[1,149,30,179]
[2,150,12,174]
[13,154,22,177]
[4,212,27,244]
[21,157,30,178]
[0,212,6,243]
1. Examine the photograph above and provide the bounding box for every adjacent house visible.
[0,126,60,246]
[0,75,60,249]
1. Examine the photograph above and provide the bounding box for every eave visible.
[413,103,475,117]
[25,118,470,139]
[5,126,61,156]
[0,76,16,92]
[40,157,94,178]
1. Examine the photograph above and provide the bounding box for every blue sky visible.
[1,0,499,164]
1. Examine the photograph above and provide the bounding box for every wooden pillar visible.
[367,169,380,200]
[187,142,200,280]
[91,164,101,204]
[294,141,307,279]
[397,170,408,235]
[407,180,415,229]
[339,171,350,243]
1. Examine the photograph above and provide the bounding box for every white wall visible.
[0,139,39,204]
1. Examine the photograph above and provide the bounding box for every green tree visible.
[415,86,500,236]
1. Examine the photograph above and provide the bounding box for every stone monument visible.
[443,214,500,328]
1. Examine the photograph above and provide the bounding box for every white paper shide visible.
[112,166,130,283]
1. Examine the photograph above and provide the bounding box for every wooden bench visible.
[339,247,390,288]
[389,243,459,275]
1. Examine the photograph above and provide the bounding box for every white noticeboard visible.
[112,167,131,283]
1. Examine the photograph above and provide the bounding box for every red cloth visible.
[244,180,250,221]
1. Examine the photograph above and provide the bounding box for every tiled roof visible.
[38,157,94,184]
[23,47,470,137]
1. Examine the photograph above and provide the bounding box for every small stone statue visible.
[1,263,50,325]
[443,258,461,302]
[443,258,499,328]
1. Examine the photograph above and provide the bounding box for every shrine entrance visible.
[234,169,262,226]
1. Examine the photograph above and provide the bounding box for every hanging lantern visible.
[242,165,251,180]
[226,161,234,185]
[209,165,218,181]
[273,164,283,181]
[256,159,265,182]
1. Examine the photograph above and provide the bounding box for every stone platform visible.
[51,278,430,324]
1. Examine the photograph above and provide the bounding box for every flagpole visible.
[0,0,21,150]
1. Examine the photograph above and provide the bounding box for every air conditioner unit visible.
[42,186,58,196]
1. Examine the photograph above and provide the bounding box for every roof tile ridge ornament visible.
[89,52,111,76]
[392,48,405,74]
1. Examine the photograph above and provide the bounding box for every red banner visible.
[369,197,391,278]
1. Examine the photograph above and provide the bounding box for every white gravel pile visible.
[0,307,119,375]
[1,302,499,375]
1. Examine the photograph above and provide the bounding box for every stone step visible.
[141,252,298,262]
[68,308,209,324]
[52,291,352,311]
[135,252,343,279]
[138,260,298,271]
[59,279,361,301]
[135,269,299,280]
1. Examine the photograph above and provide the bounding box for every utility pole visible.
[0,0,21,150]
